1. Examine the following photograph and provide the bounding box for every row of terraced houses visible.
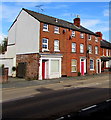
[1,8,111,80]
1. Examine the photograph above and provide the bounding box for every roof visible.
[11,8,98,37]
[100,40,111,49]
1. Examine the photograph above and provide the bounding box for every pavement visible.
[1,73,111,103]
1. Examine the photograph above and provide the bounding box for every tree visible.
[0,37,8,54]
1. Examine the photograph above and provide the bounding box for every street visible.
[1,74,111,119]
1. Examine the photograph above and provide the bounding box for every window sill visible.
[42,49,50,52]
[54,50,60,52]
[71,52,76,53]
[90,69,94,71]
[71,71,77,73]
[43,30,49,32]
[54,32,60,34]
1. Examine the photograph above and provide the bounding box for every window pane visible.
[54,40,59,51]
[90,60,94,69]
[72,31,75,36]
[72,60,76,65]
[71,59,77,72]
[43,24,48,30]
[72,43,76,52]
[43,39,47,43]
[51,60,59,72]
[72,66,76,72]
[80,44,84,53]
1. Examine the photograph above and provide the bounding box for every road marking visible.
[106,99,111,102]
[56,117,64,120]
[81,105,97,111]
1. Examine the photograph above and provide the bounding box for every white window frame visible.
[88,45,92,54]
[90,59,94,70]
[43,24,48,31]
[71,59,77,72]
[80,44,84,53]
[72,43,76,52]
[80,33,84,38]
[106,49,108,56]
[42,38,49,51]
[88,34,92,40]
[54,26,59,34]
[54,40,60,51]
[95,37,98,42]
[72,31,75,37]
[95,46,98,54]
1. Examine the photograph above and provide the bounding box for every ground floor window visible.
[90,59,94,70]
[51,60,59,72]
[71,59,77,72]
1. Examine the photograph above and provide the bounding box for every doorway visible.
[81,59,85,76]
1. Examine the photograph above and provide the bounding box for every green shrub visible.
[78,72,81,76]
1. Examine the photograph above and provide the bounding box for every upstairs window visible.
[54,26,59,34]
[80,33,84,38]
[72,31,75,37]
[88,45,92,54]
[72,43,76,52]
[106,49,108,56]
[95,46,98,54]
[95,37,98,42]
[88,35,91,40]
[42,38,48,50]
[80,44,84,53]
[54,40,60,51]
[43,24,48,31]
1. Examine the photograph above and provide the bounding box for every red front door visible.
[42,61,45,79]
[98,60,100,73]
[81,61,84,76]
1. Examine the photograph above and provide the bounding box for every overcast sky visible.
[0,1,109,43]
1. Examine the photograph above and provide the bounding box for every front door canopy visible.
[101,56,111,61]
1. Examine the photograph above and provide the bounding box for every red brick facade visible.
[39,22,101,77]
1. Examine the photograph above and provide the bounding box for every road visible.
[1,75,111,119]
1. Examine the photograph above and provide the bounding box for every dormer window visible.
[80,33,84,38]
[88,35,91,40]
[43,24,48,31]
[54,26,59,34]
[72,31,75,37]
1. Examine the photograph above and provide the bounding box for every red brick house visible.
[1,8,110,80]
[100,39,111,71]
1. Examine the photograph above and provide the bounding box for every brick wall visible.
[40,22,101,76]
[16,53,40,80]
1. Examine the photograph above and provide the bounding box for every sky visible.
[0,2,109,43]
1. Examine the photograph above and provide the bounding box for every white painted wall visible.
[15,10,40,54]
[8,22,16,45]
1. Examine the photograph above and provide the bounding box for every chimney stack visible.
[96,32,103,39]
[74,15,80,27]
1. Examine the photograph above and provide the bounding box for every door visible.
[17,62,26,78]
[81,59,84,76]
[42,61,45,79]
[98,60,100,73]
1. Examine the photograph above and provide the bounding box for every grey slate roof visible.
[100,40,111,49]
[23,8,99,36]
